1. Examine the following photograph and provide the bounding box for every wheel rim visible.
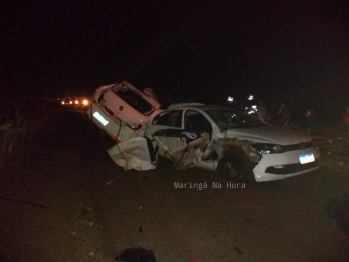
[224,162,239,178]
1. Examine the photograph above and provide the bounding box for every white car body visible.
[148,105,319,182]
[87,82,320,182]
[225,125,319,182]
[86,81,163,142]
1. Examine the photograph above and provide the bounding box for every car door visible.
[183,109,213,145]
[150,110,184,155]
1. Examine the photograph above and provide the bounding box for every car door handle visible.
[181,138,187,147]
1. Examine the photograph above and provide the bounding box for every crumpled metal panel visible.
[107,137,156,171]
[163,132,261,171]
[214,137,260,164]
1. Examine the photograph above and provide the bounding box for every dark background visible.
[1,1,348,119]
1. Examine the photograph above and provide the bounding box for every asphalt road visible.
[1,108,349,262]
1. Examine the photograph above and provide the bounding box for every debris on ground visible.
[233,245,243,255]
[326,193,349,236]
[115,247,156,262]
[0,195,49,209]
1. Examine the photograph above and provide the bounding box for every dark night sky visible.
[1,1,349,112]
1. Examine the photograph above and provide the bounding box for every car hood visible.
[226,125,311,145]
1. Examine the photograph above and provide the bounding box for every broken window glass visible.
[112,85,154,115]
[153,110,183,128]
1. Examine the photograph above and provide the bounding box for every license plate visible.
[299,153,315,164]
[93,111,109,126]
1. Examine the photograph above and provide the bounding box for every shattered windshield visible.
[204,108,267,130]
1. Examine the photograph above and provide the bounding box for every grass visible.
[0,94,59,171]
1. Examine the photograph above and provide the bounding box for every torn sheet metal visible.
[212,131,260,163]
[214,137,261,164]
[156,131,261,171]
[107,137,156,171]
[152,131,196,169]
[154,133,203,170]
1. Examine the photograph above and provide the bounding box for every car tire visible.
[218,158,246,182]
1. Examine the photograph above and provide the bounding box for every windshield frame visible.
[204,108,267,130]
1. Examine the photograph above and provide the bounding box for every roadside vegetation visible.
[0,93,58,171]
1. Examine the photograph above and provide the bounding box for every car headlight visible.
[252,143,284,154]
[82,99,89,106]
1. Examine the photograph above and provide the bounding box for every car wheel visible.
[218,158,246,182]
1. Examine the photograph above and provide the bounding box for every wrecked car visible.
[87,81,320,182]
[87,81,163,142]
[87,81,163,171]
